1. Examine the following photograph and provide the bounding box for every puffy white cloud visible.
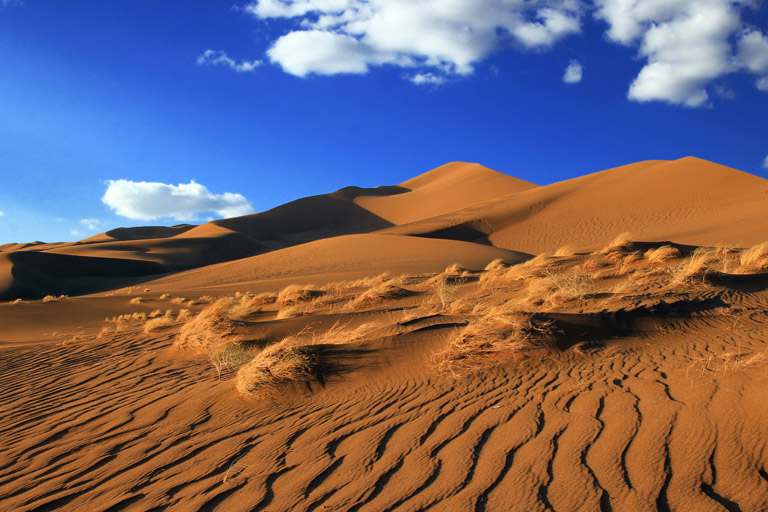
[596,0,742,107]
[102,179,255,221]
[197,50,262,73]
[409,72,447,85]
[246,0,583,80]
[738,30,768,75]
[764,154,768,169]
[563,59,582,83]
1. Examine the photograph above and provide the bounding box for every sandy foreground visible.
[1,157,768,511]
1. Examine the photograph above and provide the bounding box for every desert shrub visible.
[669,247,717,284]
[144,316,176,334]
[433,275,465,309]
[645,245,681,264]
[159,293,171,300]
[444,263,468,275]
[277,284,324,306]
[554,245,576,257]
[131,312,147,321]
[347,280,409,309]
[171,297,187,304]
[148,309,164,318]
[542,269,595,299]
[600,232,633,254]
[174,298,241,350]
[484,258,507,271]
[207,344,254,381]
[177,308,194,322]
[434,312,556,372]
[129,297,143,305]
[276,306,302,319]
[235,335,318,396]
[739,242,768,270]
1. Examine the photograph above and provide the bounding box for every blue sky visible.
[1,0,766,244]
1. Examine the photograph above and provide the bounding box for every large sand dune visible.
[1,157,768,511]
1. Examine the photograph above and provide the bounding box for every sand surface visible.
[1,157,768,511]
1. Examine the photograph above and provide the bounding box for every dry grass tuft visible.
[434,311,556,373]
[669,247,717,285]
[144,316,176,334]
[171,297,188,305]
[444,263,468,275]
[484,258,507,271]
[738,242,768,270]
[542,269,595,299]
[148,309,164,318]
[645,245,681,264]
[42,295,57,303]
[10,298,22,304]
[235,334,318,396]
[347,280,409,309]
[177,308,194,322]
[312,321,378,346]
[554,245,576,257]
[246,292,278,309]
[601,232,633,254]
[129,297,143,305]
[174,298,241,350]
[276,306,302,319]
[158,293,171,300]
[277,284,325,306]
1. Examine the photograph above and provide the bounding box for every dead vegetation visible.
[174,298,242,350]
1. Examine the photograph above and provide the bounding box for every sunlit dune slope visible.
[384,157,768,252]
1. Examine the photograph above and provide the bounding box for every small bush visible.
[739,242,768,269]
[235,335,318,396]
[645,245,681,264]
[175,298,241,350]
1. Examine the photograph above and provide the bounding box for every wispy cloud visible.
[80,218,101,231]
[409,73,447,86]
[563,59,582,83]
[102,179,255,221]
[763,154,768,169]
[0,210,4,217]
[197,50,262,73]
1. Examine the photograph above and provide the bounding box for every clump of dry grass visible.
[277,284,325,306]
[738,242,768,270]
[276,306,302,319]
[668,247,717,285]
[434,311,556,373]
[177,308,194,322]
[645,245,681,264]
[207,344,254,381]
[235,336,318,396]
[686,349,768,376]
[554,245,576,257]
[10,298,23,304]
[129,297,143,305]
[312,321,378,345]
[246,292,278,309]
[346,280,409,310]
[158,293,171,300]
[144,316,176,334]
[542,269,595,299]
[174,298,241,350]
[148,309,164,318]
[171,297,187,305]
[42,295,57,303]
[444,263,468,275]
[600,232,633,254]
[484,259,507,271]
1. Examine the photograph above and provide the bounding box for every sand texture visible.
[1,157,768,511]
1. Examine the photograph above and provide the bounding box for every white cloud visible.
[757,76,768,91]
[70,229,85,237]
[738,30,768,75]
[80,218,101,231]
[102,179,255,221]
[563,59,582,83]
[764,154,768,169]
[197,50,262,73]
[409,72,447,85]
[246,0,583,81]
[596,0,743,107]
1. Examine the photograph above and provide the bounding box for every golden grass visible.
[129,297,143,305]
[174,298,241,350]
[669,247,717,285]
[177,308,194,322]
[277,284,324,306]
[144,316,176,334]
[276,306,302,319]
[739,242,768,269]
[245,292,278,309]
[346,280,409,310]
[312,321,378,345]
[235,333,318,396]
[148,309,164,318]
[541,269,595,299]
[554,245,576,257]
[600,232,633,254]
[645,245,681,264]
[444,263,468,275]
[171,297,187,304]
[158,293,171,300]
[434,311,556,373]
[42,295,57,303]
[484,258,507,271]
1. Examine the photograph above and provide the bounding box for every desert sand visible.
[1,157,768,511]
